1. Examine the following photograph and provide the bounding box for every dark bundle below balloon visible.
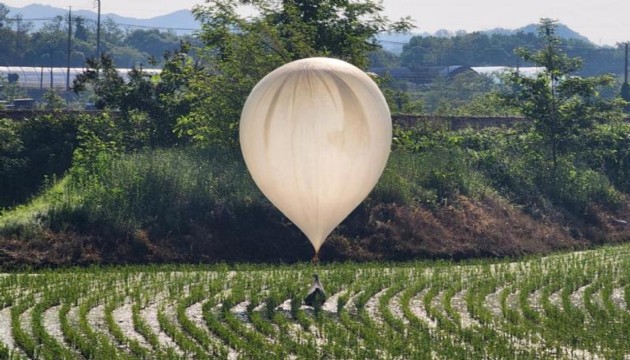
[304,274,327,307]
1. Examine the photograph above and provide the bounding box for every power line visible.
[2,16,199,32]
[3,16,626,51]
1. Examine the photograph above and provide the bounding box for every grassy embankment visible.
[2,121,630,267]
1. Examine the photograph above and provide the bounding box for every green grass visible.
[0,177,81,238]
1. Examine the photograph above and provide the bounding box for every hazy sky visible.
[3,0,630,46]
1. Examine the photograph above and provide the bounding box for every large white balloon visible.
[240,57,391,254]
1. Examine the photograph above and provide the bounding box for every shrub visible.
[0,114,80,208]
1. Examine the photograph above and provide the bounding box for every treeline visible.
[0,4,192,68]
[395,30,627,77]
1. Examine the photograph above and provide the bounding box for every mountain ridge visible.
[4,3,594,48]
[2,3,201,34]
[379,23,593,54]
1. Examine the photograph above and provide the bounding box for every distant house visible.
[471,66,545,82]
[370,65,478,85]
[439,65,475,78]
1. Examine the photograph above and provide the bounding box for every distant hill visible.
[377,23,593,54]
[486,23,592,44]
[2,3,201,34]
[4,4,593,49]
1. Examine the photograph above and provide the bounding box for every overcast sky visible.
[3,0,629,46]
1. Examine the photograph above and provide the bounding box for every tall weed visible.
[62,147,261,235]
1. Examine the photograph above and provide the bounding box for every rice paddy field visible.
[1,244,630,359]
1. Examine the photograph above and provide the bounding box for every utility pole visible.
[67,6,72,91]
[625,42,628,85]
[96,0,101,59]
[622,42,630,111]
[49,48,54,90]
[15,16,21,53]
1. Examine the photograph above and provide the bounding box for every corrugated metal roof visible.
[471,66,545,78]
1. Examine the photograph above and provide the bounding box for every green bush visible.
[547,158,623,212]
[0,119,26,206]
[0,114,80,208]
[459,127,624,215]
[580,123,630,193]
[372,151,438,205]
[372,147,487,206]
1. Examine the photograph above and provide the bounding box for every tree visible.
[0,4,9,26]
[73,48,198,147]
[175,0,413,146]
[73,54,126,110]
[126,29,181,58]
[502,18,625,170]
[622,82,630,111]
[43,88,65,110]
[0,118,26,206]
[74,16,90,42]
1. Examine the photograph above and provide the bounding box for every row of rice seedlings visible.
[156,271,218,358]
[381,265,456,358]
[416,273,473,360]
[124,272,180,359]
[73,285,133,359]
[377,277,440,358]
[177,291,217,353]
[30,290,77,359]
[1,275,45,359]
[288,270,354,359]
[482,250,627,356]
[464,271,497,326]
[8,273,72,358]
[10,293,37,359]
[553,257,601,352]
[157,302,208,359]
[378,283,407,333]
[222,295,288,358]
[399,277,437,358]
[432,267,537,359]
[251,270,321,358]
[575,260,630,358]
[0,344,24,360]
[347,275,400,358]
[132,301,186,359]
[200,292,259,358]
[514,257,578,353]
[475,268,551,358]
[513,252,620,357]
[311,270,372,358]
[103,295,152,359]
[337,273,394,358]
[228,269,320,358]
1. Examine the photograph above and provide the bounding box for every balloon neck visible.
[311,252,320,266]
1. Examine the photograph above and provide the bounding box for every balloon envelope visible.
[240,57,391,253]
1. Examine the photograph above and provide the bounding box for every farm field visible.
[1,245,630,359]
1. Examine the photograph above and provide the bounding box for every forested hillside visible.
[0,3,192,68]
